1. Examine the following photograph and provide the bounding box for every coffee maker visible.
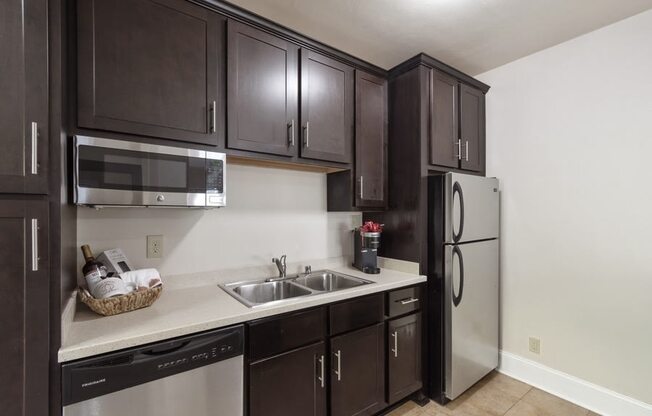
[353,230,381,274]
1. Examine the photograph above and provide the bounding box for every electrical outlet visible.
[351,214,363,229]
[529,337,541,354]
[147,235,163,259]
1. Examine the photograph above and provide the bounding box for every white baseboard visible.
[498,351,652,416]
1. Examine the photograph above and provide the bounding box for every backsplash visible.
[77,163,361,279]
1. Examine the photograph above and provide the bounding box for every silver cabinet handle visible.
[288,119,295,146]
[209,101,216,133]
[391,331,398,358]
[399,297,419,305]
[456,139,462,160]
[359,176,364,199]
[465,141,469,162]
[317,354,325,388]
[334,350,341,381]
[31,218,39,271]
[31,122,38,174]
[304,121,310,148]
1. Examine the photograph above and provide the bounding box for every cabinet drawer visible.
[248,307,326,361]
[387,286,422,318]
[329,293,384,336]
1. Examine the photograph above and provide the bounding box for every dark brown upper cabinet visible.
[0,0,48,194]
[460,84,486,172]
[227,20,299,157]
[430,70,459,169]
[249,341,327,416]
[326,70,387,211]
[429,71,486,173]
[0,198,49,416]
[355,71,387,208]
[330,323,386,416]
[387,313,423,405]
[300,49,354,164]
[77,0,225,146]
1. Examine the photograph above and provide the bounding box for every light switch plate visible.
[529,337,541,354]
[147,235,163,259]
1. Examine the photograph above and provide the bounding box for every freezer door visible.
[444,239,499,400]
[444,173,499,244]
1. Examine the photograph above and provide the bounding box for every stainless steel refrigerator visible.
[427,172,499,403]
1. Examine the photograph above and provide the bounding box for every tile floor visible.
[387,372,599,416]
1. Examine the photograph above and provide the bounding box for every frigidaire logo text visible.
[81,378,106,388]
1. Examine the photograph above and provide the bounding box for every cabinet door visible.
[0,199,49,415]
[430,70,459,169]
[459,84,485,172]
[249,342,326,416]
[388,313,423,405]
[300,50,353,164]
[227,21,298,157]
[330,323,385,416]
[77,0,224,146]
[355,71,387,208]
[0,0,48,194]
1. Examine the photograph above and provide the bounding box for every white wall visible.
[77,164,360,277]
[477,10,652,404]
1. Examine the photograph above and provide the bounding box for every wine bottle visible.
[81,245,109,288]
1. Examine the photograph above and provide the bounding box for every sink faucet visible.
[272,255,287,278]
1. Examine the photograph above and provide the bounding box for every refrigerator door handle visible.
[452,245,464,307]
[452,181,465,242]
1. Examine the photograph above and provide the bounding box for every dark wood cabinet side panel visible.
[459,84,485,172]
[0,0,49,194]
[0,199,49,416]
[388,313,423,405]
[330,323,386,416]
[77,0,223,145]
[227,20,298,156]
[430,70,459,169]
[249,342,326,416]
[355,70,387,208]
[300,49,353,164]
[365,68,424,264]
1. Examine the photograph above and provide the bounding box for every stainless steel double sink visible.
[220,270,374,308]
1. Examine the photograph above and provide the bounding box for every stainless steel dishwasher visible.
[62,325,244,416]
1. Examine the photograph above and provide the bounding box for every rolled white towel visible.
[120,268,163,292]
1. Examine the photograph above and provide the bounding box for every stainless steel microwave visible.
[74,136,226,208]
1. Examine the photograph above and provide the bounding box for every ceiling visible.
[225,0,652,75]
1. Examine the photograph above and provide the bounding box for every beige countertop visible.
[59,258,425,362]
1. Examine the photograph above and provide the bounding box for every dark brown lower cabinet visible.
[330,323,386,416]
[249,341,327,416]
[0,198,49,415]
[387,313,423,405]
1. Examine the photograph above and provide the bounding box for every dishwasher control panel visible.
[62,325,244,406]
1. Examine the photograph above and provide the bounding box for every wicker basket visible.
[78,286,163,316]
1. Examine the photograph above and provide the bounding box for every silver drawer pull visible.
[399,297,419,305]
[465,140,469,162]
[334,350,341,381]
[31,122,38,174]
[391,331,398,358]
[31,218,39,271]
[317,354,325,388]
[456,139,462,160]
[359,176,364,199]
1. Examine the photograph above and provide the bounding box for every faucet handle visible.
[304,265,312,274]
